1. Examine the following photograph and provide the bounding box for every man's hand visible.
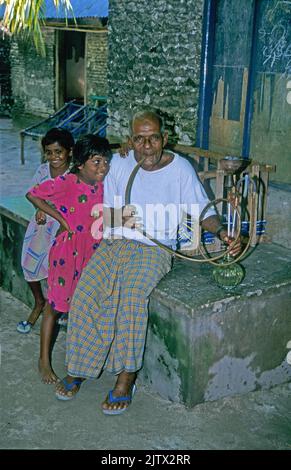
[122,205,142,229]
[35,210,47,225]
[119,142,131,158]
[201,216,242,257]
[219,229,242,257]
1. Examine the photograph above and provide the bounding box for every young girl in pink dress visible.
[26,134,112,384]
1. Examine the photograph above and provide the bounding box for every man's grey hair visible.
[129,109,165,135]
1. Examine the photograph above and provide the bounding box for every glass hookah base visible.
[212,262,245,290]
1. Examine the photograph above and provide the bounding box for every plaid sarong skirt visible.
[66,239,172,379]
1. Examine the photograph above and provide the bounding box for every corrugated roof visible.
[0,1,108,20]
[45,0,108,18]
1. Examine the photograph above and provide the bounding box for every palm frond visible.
[1,0,74,55]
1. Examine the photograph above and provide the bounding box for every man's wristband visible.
[215,224,226,240]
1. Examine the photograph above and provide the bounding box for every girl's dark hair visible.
[71,134,112,173]
[41,128,74,150]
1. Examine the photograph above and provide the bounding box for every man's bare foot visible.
[27,300,46,325]
[55,375,84,400]
[38,358,59,384]
[102,371,137,415]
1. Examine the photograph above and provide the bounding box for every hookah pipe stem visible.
[124,158,145,204]
[125,157,240,264]
[227,202,231,238]
[230,187,239,238]
[243,174,249,198]
[231,210,237,238]
[241,173,249,231]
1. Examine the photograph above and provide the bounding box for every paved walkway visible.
[0,116,41,198]
[1,117,291,451]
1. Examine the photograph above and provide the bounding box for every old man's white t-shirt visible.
[104,150,214,250]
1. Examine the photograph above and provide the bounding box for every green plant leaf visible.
[1,0,74,56]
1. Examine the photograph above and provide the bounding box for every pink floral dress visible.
[28,173,103,313]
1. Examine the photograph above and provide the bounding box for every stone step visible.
[141,243,291,406]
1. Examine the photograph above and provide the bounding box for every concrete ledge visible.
[0,196,34,306]
[141,244,291,407]
[0,196,33,227]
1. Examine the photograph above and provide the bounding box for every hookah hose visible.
[124,158,256,266]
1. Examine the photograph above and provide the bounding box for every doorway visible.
[56,30,86,107]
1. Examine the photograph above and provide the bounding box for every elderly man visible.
[55,109,237,414]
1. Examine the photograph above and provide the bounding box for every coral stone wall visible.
[0,35,13,116]
[10,29,55,117]
[86,31,108,102]
[107,0,204,143]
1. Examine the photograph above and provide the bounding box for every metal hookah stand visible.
[211,156,255,290]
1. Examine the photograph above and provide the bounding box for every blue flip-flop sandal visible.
[55,377,83,401]
[102,384,137,415]
[17,320,33,334]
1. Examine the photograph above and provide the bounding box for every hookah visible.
[125,155,258,291]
